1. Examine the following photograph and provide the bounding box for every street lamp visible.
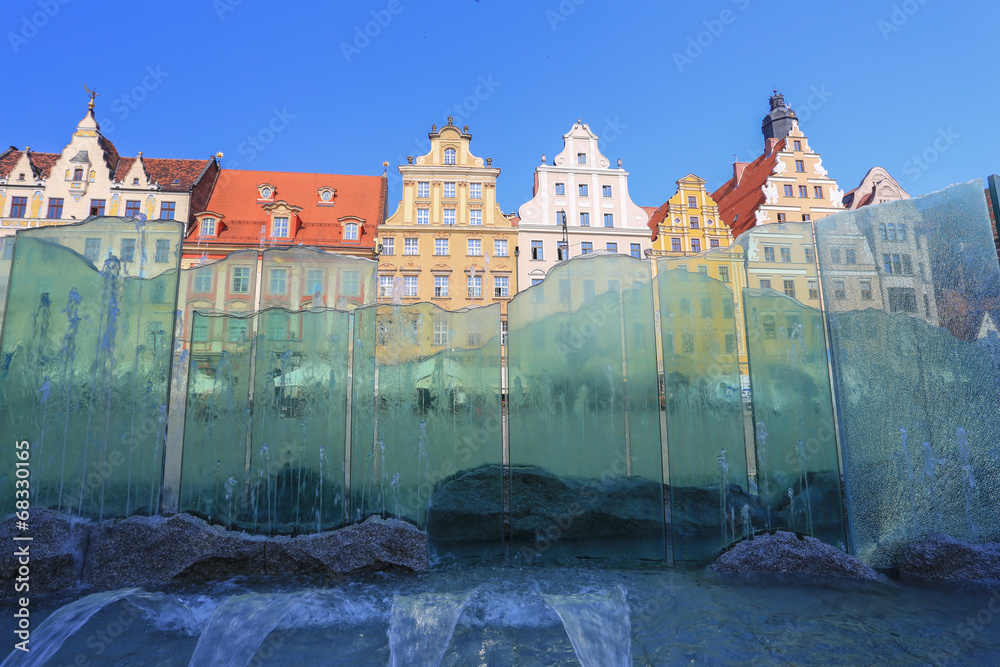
[558,209,568,261]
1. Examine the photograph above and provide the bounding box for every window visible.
[679,297,692,314]
[798,185,808,198]
[764,246,775,262]
[557,244,568,260]
[802,214,811,222]
[344,223,358,240]
[701,297,713,318]
[762,314,776,339]
[833,280,846,299]
[444,148,456,165]
[470,209,482,226]
[783,185,793,198]
[795,160,804,172]
[845,248,856,264]
[630,243,641,259]
[793,140,802,151]
[193,268,212,292]
[688,195,697,208]
[417,208,429,225]
[307,269,323,295]
[556,211,568,226]
[887,223,896,240]
[89,199,105,216]
[265,313,287,341]
[343,270,360,297]
[444,182,456,198]
[531,278,543,287]
[777,213,787,222]
[578,184,588,196]
[379,275,393,297]
[494,276,509,297]
[467,238,481,256]
[73,168,84,181]
[710,238,720,249]
[417,182,429,198]
[760,279,772,290]
[879,223,888,240]
[434,275,449,298]
[606,242,618,253]
[580,212,590,227]
[404,275,418,297]
[697,265,708,275]
[232,267,250,293]
[84,238,101,262]
[270,268,287,294]
[468,275,482,297]
[719,266,730,283]
[884,253,912,274]
[155,239,170,263]
[690,216,699,229]
[124,200,140,217]
[830,248,841,263]
[47,198,63,219]
[273,217,289,238]
[783,280,796,298]
[443,209,456,225]
[530,240,543,260]
[501,320,508,347]
[725,333,736,354]
[604,214,614,228]
[691,239,701,253]
[602,185,612,198]
[860,280,873,300]
[804,247,815,264]
[435,238,449,255]
[228,320,249,343]
[813,186,823,199]
[897,223,907,241]
[555,183,565,196]
[577,152,586,164]
[433,318,449,345]
[495,239,508,256]
[808,280,818,299]
[200,218,216,236]
[381,238,394,255]
[887,287,917,313]
[682,334,696,353]
[581,242,593,254]
[671,238,682,252]
[470,183,482,199]
[120,239,136,262]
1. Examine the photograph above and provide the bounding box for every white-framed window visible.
[606,242,618,253]
[581,242,593,254]
[530,240,543,260]
[417,208,429,225]
[417,181,429,198]
[444,148,456,165]
[604,214,613,228]
[580,212,590,227]
[343,270,360,297]
[577,152,586,164]
[404,275,418,297]
[468,238,481,255]
[470,183,482,199]
[468,274,482,297]
[379,275,394,297]
[630,243,641,258]
[435,238,449,255]
[270,268,287,294]
[200,218,216,236]
[443,209,456,225]
[470,209,482,226]
[381,237,394,255]
[494,276,509,298]
[273,217,289,238]
[444,182,456,198]
[434,275,449,298]
[231,267,250,293]
[193,268,212,292]
[433,318,449,345]
[344,223,358,240]
[555,183,565,195]
[602,185,612,197]
[494,239,508,256]
[579,184,588,196]
[404,238,418,255]
[501,320,508,346]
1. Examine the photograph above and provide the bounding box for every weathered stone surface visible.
[897,534,1000,584]
[711,530,885,582]
[0,509,90,598]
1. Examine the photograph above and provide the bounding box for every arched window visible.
[444,148,456,165]
[200,218,216,236]
[344,223,358,240]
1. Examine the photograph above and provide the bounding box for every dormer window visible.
[17,173,25,181]
[317,187,336,203]
[444,148,456,165]
[258,184,276,199]
[132,177,140,185]
[273,216,289,238]
[344,223,358,240]
[200,218,216,236]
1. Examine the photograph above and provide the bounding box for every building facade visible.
[377,119,517,311]
[648,174,731,257]
[516,120,650,289]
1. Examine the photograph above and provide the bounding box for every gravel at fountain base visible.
[710,530,886,581]
[0,509,91,599]
[896,533,1000,584]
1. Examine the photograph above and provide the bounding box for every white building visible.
[516,120,651,288]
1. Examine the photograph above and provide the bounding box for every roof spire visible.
[83,84,99,111]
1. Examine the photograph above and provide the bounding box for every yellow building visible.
[649,174,732,258]
[377,118,517,315]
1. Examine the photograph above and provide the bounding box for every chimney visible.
[733,162,749,186]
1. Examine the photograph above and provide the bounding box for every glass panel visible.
[508,255,664,560]
[260,247,376,311]
[0,235,14,341]
[0,218,181,519]
[657,251,749,562]
[817,181,1000,567]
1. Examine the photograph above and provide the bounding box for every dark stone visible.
[897,534,1000,584]
[711,530,885,582]
[0,509,90,598]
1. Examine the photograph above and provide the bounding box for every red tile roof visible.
[0,149,61,179]
[711,139,785,238]
[114,156,215,191]
[646,202,669,241]
[186,169,386,251]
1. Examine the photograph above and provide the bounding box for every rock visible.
[0,509,90,598]
[427,465,504,543]
[82,513,268,588]
[897,534,1000,584]
[710,530,885,582]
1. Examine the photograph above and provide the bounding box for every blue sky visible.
[4,0,998,214]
